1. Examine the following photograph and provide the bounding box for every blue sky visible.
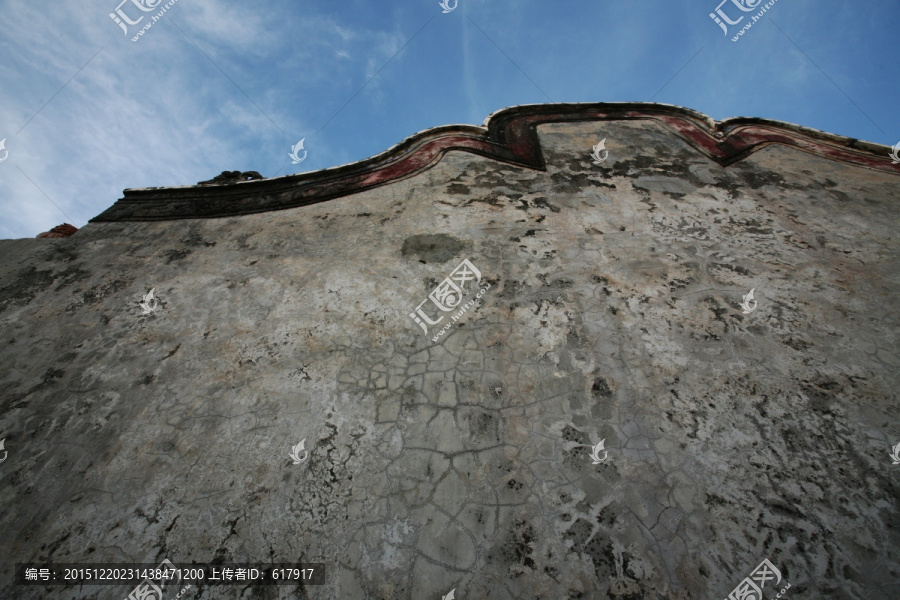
[0,0,898,239]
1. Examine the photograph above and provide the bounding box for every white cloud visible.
[0,0,407,237]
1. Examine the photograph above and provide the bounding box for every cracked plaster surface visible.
[0,118,898,599]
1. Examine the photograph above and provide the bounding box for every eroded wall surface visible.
[1,113,899,599]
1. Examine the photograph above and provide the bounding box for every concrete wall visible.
[1,104,898,599]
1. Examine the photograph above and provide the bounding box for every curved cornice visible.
[90,102,900,222]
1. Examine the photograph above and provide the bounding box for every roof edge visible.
[91,102,900,223]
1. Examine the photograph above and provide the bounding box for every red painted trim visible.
[90,103,899,222]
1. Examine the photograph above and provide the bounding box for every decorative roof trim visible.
[90,102,900,222]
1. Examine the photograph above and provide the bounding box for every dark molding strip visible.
[90,102,900,222]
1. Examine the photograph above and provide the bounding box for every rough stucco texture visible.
[0,117,899,600]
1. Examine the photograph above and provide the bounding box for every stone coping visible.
[90,102,900,222]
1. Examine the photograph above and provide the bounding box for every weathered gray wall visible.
[1,112,898,599]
